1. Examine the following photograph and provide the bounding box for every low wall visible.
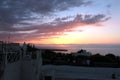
[43,65,120,80]
[4,61,21,80]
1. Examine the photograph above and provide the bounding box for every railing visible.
[0,52,21,64]
[7,52,20,63]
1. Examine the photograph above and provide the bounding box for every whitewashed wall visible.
[43,65,120,80]
[21,50,42,80]
[4,61,21,80]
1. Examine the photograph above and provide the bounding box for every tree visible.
[105,53,116,59]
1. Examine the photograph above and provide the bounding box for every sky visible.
[0,0,120,44]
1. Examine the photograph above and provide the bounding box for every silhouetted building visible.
[72,49,92,57]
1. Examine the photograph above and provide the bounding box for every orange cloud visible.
[0,14,110,44]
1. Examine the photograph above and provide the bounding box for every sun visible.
[51,37,73,44]
[50,33,80,44]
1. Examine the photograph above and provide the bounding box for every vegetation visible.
[26,44,38,59]
[42,49,120,68]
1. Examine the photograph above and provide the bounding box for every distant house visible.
[0,41,20,52]
[72,49,92,57]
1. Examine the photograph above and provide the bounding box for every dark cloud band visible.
[0,0,111,42]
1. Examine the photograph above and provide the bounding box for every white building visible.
[0,42,120,80]
[0,41,42,80]
[72,49,92,57]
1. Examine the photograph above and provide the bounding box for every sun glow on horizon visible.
[16,25,120,45]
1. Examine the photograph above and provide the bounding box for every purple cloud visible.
[0,0,111,43]
[0,14,109,42]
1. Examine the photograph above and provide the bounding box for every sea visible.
[37,44,120,56]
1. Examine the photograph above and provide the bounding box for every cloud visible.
[0,14,109,42]
[0,0,111,43]
[0,0,92,28]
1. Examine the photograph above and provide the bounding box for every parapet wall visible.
[43,65,120,80]
[4,61,21,80]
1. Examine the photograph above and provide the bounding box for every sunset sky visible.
[0,0,120,44]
